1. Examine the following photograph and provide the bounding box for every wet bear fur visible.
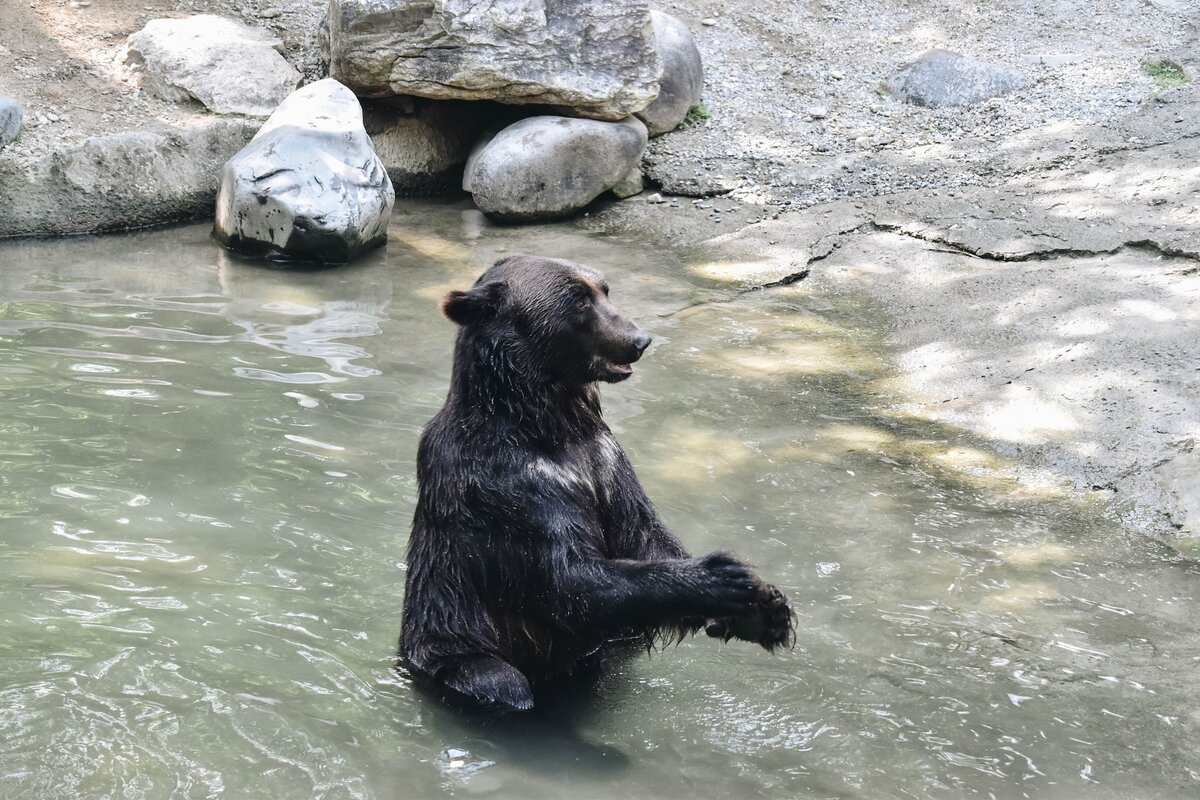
[399,255,794,713]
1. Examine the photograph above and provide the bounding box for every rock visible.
[645,192,666,204]
[326,0,660,121]
[611,168,644,198]
[363,100,509,196]
[466,115,647,222]
[637,11,704,137]
[214,79,395,263]
[0,97,22,148]
[0,119,259,237]
[123,15,302,116]
[886,49,1027,108]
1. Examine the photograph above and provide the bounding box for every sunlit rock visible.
[123,15,302,116]
[326,0,660,120]
[214,79,394,264]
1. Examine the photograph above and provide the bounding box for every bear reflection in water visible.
[399,255,795,713]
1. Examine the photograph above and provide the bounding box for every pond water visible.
[1,201,1198,799]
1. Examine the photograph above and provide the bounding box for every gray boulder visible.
[214,79,395,263]
[0,120,258,237]
[0,97,22,148]
[363,100,507,196]
[327,0,660,121]
[123,15,302,116]
[466,115,647,222]
[637,11,704,136]
[887,49,1027,108]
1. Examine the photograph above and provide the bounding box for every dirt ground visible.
[1,0,1197,538]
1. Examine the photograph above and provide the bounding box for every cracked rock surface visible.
[592,4,1200,539]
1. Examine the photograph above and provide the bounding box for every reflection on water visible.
[0,201,1198,799]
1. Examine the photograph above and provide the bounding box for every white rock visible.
[123,15,302,116]
[214,79,395,263]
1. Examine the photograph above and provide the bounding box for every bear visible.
[399,255,794,713]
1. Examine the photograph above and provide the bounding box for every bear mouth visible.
[600,361,634,382]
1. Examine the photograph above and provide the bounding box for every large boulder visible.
[214,79,395,263]
[637,11,704,136]
[0,97,22,148]
[465,115,647,222]
[326,0,660,121]
[363,100,508,196]
[886,49,1027,108]
[0,120,259,237]
[123,15,302,116]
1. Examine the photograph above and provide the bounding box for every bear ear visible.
[441,281,505,325]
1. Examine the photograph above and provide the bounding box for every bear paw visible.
[705,583,795,652]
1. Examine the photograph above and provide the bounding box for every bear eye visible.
[574,295,591,311]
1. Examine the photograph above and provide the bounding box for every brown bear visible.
[399,255,794,713]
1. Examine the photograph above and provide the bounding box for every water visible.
[1,201,1198,799]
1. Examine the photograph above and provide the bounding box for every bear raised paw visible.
[399,255,796,713]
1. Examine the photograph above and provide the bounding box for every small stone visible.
[258,8,281,18]
[701,18,717,26]
[646,192,666,204]
[807,105,828,119]
[0,97,23,148]
[610,167,644,199]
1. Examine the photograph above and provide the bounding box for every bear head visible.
[442,255,652,384]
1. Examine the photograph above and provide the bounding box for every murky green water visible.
[1,202,1198,799]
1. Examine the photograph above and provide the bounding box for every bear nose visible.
[633,331,652,356]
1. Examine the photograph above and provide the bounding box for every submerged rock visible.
[886,49,1027,108]
[214,79,394,263]
[637,11,704,136]
[466,115,647,222]
[123,15,302,116]
[0,97,22,149]
[326,0,660,120]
